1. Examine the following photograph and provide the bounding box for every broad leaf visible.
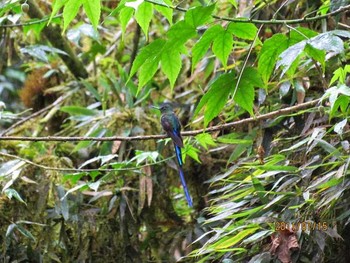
[138,54,161,91]
[212,26,233,69]
[154,0,173,25]
[135,2,153,37]
[184,4,215,28]
[161,48,182,89]
[227,22,258,40]
[234,67,263,115]
[49,0,68,24]
[83,0,101,30]
[119,6,134,38]
[195,72,235,127]
[192,24,221,72]
[195,133,217,150]
[129,39,166,79]
[63,0,84,32]
[258,34,289,83]
[167,20,197,47]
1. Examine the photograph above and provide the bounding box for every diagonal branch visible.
[0,99,321,142]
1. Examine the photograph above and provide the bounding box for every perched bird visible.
[153,103,193,207]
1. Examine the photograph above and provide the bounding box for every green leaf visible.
[195,72,235,127]
[119,6,134,38]
[4,188,26,204]
[83,0,101,30]
[49,0,68,24]
[192,24,221,72]
[195,133,217,150]
[184,4,215,28]
[129,39,166,79]
[330,67,346,86]
[60,106,97,116]
[212,26,233,69]
[234,84,254,115]
[183,144,201,163]
[81,80,101,101]
[23,19,47,39]
[233,67,262,115]
[16,224,36,241]
[330,95,350,119]
[290,27,318,44]
[167,20,197,47]
[227,22,257,40]
[154,0,173,25]
[109,0,127,16]
[63,0,84,32]
[305,43,326,72]
[161,48,181,89]
[138,54,161,91]
[214,227,259,249]
[258,34,289,83]
[135,2,153,37]
[239,67,264,89]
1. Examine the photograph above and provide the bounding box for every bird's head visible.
[151,103,174,113]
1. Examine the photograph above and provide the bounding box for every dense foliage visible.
[1,0,350,262]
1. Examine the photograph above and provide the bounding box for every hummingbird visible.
[152,103,193,207]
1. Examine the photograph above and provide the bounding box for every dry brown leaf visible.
[142,166,153,207]
[138,175,146,214]
[145,176,153,207]
[270,228,299,263]
[112,140,122,154]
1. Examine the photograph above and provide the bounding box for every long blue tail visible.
[174,144,193,207]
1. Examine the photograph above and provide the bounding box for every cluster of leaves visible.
[1,0,350,262]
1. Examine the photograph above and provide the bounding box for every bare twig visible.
[0,99,321,142]
[144,0,350,25]
[0,15,62,28]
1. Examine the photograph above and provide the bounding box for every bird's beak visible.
[150,105,160,110]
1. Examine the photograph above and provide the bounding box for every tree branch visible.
[145,0,350,25]
[0,99,321,142]
[0,15,62,28]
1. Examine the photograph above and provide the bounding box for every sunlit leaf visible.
[195,72,235,127]
[135,1,153,37]
[212,26,233,69]
[258,34,289,83]
[63,0,84,32]
[184,4,215,28]
[161,48,181,89]
[192,24,221,72]
[83,0,101,30]
[60,106,97,116]
[227,22,257,40]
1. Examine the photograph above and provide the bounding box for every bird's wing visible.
[161,115,184,148]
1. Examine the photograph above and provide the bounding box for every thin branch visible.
[0,151,174,173]
[0,99,321,142]
[145,0,350,25]
[0,15,62,28]
[232,24,263,100]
